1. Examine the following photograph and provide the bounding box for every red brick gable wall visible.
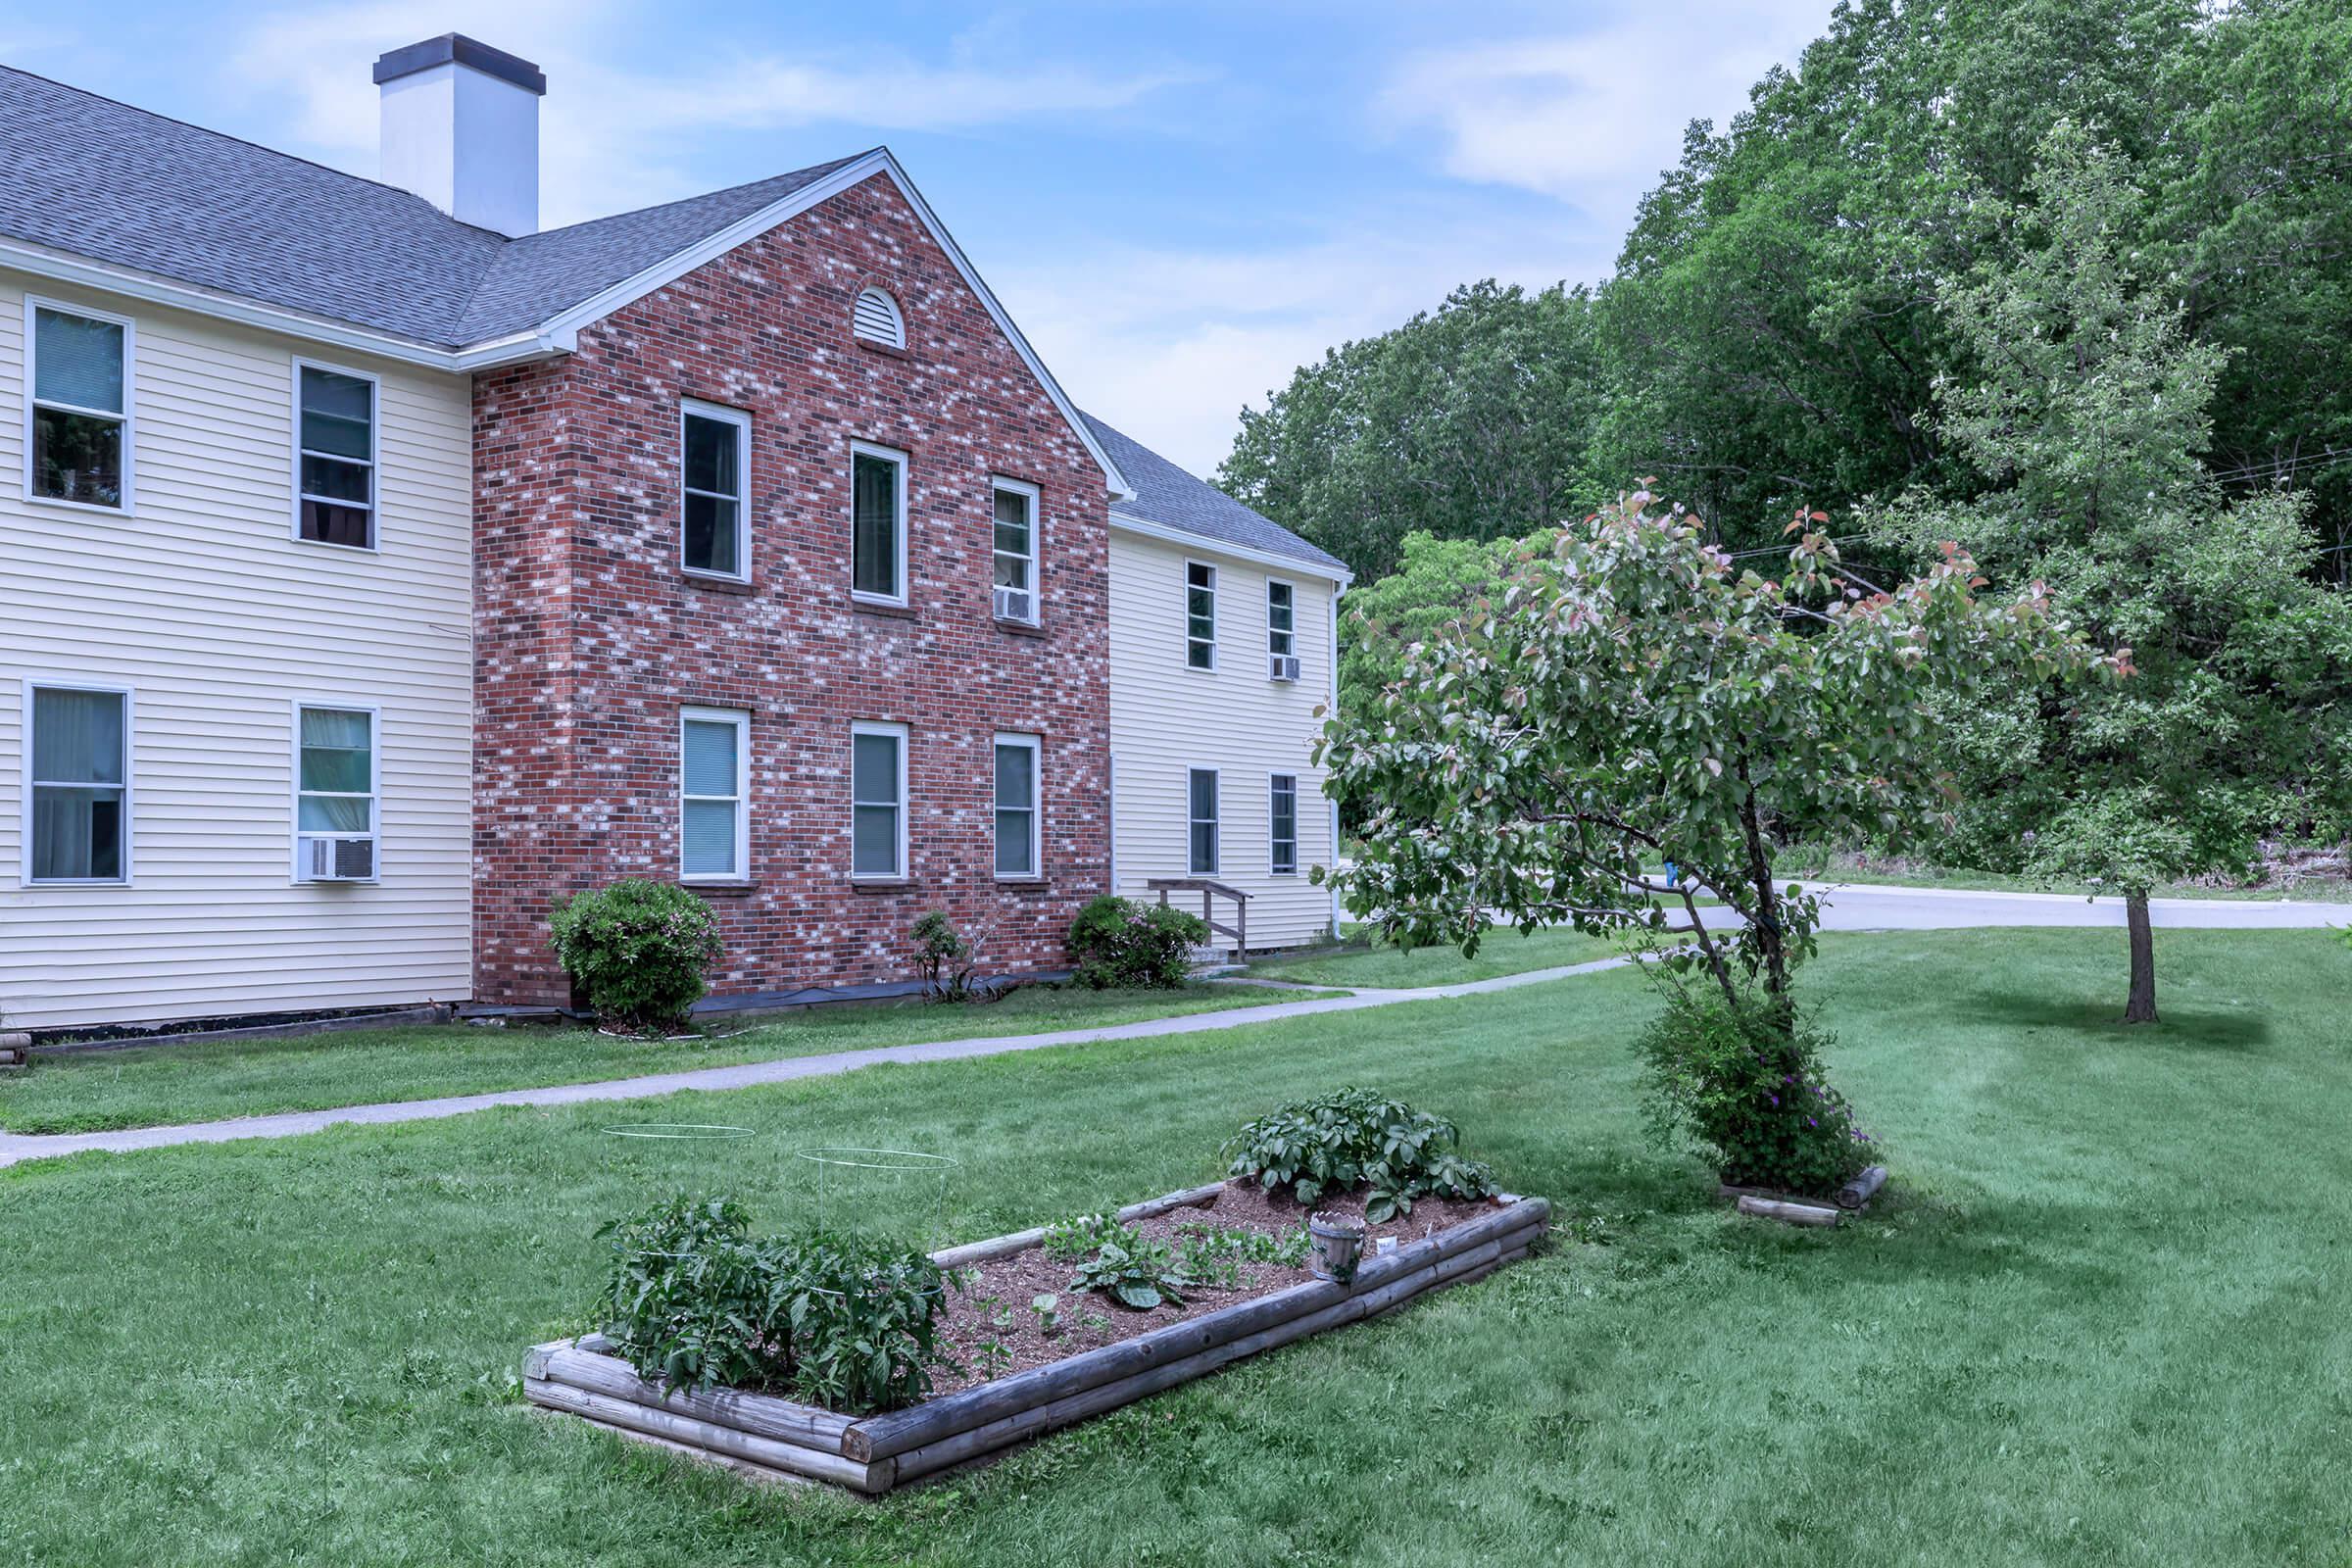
[470,173,1112,1005]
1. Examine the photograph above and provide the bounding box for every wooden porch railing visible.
[1146,877,1251,953]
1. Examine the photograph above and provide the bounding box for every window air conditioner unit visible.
[994,586,1036,622]
[301,835,376,882]
[1268,654,1301,682]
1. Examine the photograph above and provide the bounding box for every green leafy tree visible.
[1880,126,2352,1022]
[1336,528,1549,717]
[1318,493,2113,1011]
[1219,281,1606,580]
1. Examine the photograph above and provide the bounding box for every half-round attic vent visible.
[853,287,906,349]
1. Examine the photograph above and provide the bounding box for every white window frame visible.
[991,475,1041,622]
[1185,561,1217,671]
[1267,577,1297,660]
[993,731,1042,881]
[679,706,751,883]
[289,700,382,884]
[23,296,136,516]
[1188,766,1220,876]
[23,677,134,887]
[679,399,753,583]
[289,356,381,552]
[850,440,910,608]
[1269,772,1298,876]
[850,719,909,880]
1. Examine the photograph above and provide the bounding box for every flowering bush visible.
[1067,895,1206,989]
[1636,984,1873,1196]
[548,878,722,1032]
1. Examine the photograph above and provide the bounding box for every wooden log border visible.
[523,1184,1549,1494]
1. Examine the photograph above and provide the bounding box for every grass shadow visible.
[1962,991,2273,1050]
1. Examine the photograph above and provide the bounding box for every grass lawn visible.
[5,928,2350,1566]
[1246,923,1629,988]
[0,983,1298,1136]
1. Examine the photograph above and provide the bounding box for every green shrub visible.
[1636,984,1873,1196]
[1068,895,1207,989]
[911,910,1001,1002]
[1225,1088,1498,1222]
[593,1193,945,1413]
[548,878,722,1031]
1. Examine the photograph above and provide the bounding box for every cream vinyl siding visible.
[1106,526,1341,952]
[0,274,473,1029]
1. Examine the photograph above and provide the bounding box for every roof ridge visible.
[0,62,506,236]
[515,149,884,245]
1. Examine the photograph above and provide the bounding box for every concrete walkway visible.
[0,957,1633,1170]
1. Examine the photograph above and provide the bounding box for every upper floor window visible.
[27,302,131,512]
[295,362,377,549]
[995,732,1040,879]
[1188,767,1220,875]
[28,682,130,885]
[681,402,751,581]
[1267,580,1298,680]
[1185,562,1217,669]
[680,707,750,881]
[852,442,908,606]
[851,721,907,878]
[294,704,378,882]
[992,478,1039,623]
[853,287,906,350]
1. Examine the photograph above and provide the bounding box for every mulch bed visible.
[927,1178,1497,1395]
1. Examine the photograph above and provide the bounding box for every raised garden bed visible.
[524,1178,1549,1493]
[1719,1164,1888,1227]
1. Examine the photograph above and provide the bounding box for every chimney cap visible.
[372,33,546,95]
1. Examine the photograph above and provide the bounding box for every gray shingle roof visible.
[0,65,861,349]
[1083,413,1349,579]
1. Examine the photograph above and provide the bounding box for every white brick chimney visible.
[373,33,545,237]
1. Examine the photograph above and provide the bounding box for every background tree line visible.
[1220,0,2352,589]
[1230,0,2352,998]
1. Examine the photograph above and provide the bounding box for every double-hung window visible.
[1188,767,1219,875]
[994,733,1040,878]
[26,682,130,884]
[992,478,1039,623]
[1267,580,1297,679]
[680,708,750,881]
[682,402,751,580]
[1185,563,1217,669]
[1269,774,1298,875]
[26,302,132,511]
[294,704,378,881]
[294,361,377,549]
[852,443,908,605]
[851,721,907,878]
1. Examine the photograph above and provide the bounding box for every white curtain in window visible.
[682,718,741,875]
[298,708,373,831]
[34,310,123,412]
[30,688,125,880]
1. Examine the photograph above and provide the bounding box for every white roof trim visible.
[1110,509,1353,586]
[526,149,1133,501]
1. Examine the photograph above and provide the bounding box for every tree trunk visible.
[2123,890,2158,1025]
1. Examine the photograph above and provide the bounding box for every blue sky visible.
[0,0,1834,474]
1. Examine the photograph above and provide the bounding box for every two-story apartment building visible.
[0,37,1346,1032]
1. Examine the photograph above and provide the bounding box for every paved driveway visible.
[1793,881,2345,931]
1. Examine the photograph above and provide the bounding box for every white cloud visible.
[222,1,1189,224]
[1377,3,1830,206]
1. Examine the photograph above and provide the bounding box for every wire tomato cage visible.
[795,1146,960,1249]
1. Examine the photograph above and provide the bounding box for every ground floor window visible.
[294,704,378,881]
[680,707,749,880]
[28,683,129,884]
[1189,767,1219,875]
[1269,773,1298,875]
[995,733,1040,878]
[853,722,907,878]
